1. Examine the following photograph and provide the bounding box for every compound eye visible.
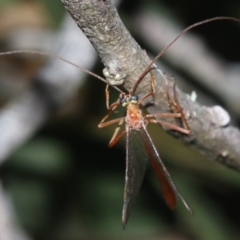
[131,95,138,102]
[120,98,126,105]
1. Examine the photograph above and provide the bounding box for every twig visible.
[133,9,240,117]
[61,0,240,170]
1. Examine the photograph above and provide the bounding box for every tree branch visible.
[61,0,240,171]
[133,9,240,117]
[62,0,150,89]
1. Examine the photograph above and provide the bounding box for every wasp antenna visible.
[0,49,122,93]
[136,16,240,90]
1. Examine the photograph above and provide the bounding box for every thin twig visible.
[133,9,240,117]
[61,0,240,171]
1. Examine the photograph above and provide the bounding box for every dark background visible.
[0,0,240,239]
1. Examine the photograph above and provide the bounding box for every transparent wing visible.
[122,123,193,229]
[122,125,148,229]
[140,124,193,214]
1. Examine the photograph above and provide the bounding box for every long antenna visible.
[1,17,240,95]
[131,16,240,93]
[0,50,123,93]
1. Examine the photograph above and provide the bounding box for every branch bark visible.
[133,9,240,117]
[61,0,240,171]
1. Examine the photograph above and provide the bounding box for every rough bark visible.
[61,0,240,171]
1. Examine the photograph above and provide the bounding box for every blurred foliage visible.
[0,0,64,26]
[0,0,240,240]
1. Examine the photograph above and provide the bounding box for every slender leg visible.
[163,74,190,133]
[98,115,126,147]
[98,101,121,128]
[108,118,126,147]
[109,130,126,147]
[148,119,190,134]
[138,68,156,104]
[105,84,122,111]
[138,52,157,103]
[130,50,156,96]
[145,112,181,118]
[99,84,122,128]
[98,117,125,128]
[105,84,110,109]
[99,82,128,147]
[171,76,190,131]
[98,91,126,146]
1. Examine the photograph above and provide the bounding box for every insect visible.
[98,67,192,228]
[0,16,240,228]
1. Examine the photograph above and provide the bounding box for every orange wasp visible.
[97,16,240,227]
[1,16,240,229]
[0,49,193,228]
[98,67,192,228]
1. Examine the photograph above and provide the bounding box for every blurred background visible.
[0,0,240,239]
